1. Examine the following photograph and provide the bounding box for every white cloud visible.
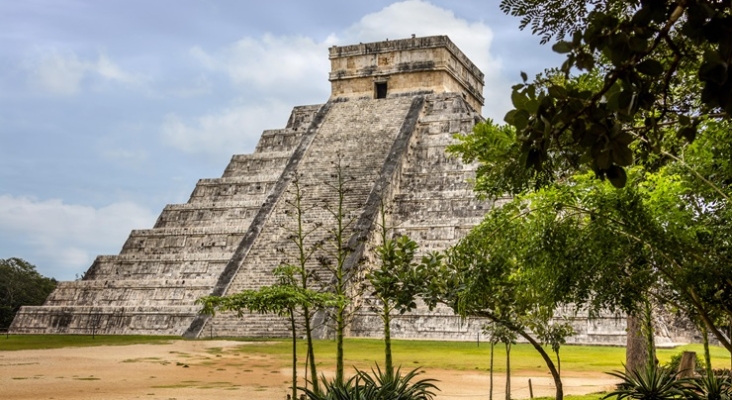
[161,99,293,157]
[28,52,87,95]
[27,50,145,95]
[173,1,509,158]
[0,195,157,280]
[191,33,330,95]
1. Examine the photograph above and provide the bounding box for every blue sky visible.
[0,0,562,281]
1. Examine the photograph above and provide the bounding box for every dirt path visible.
[1,340,618,400]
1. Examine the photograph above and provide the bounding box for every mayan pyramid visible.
[11,36,639,344]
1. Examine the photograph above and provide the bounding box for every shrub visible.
[689,372,732,400]
[604,365,692,400]
[302,364,439,400]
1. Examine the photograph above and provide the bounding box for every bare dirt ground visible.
[1,340,618,400]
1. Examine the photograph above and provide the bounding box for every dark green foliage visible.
[496,0,732,188]
[367,234,424,375]
[689,372,732,400]
[0,258,57,330]
[500,0,606,44]
[302,365,439,400]
[605,365,692,400]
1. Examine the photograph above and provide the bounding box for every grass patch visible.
[0,335,175,351]
[229,338,731,373]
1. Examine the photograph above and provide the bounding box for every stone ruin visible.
[10,36,692,345]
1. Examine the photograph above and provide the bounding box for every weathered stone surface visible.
[10,35,693,346]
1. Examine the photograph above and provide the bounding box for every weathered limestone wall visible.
[329,36,484,111]
[9,105,322,335]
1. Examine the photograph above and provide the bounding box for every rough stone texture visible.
[329,35,484,112]
[10,36,693,346]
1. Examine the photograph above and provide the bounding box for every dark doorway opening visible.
[375,82,387,99]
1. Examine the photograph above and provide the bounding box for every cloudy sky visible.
[0,0,563,281]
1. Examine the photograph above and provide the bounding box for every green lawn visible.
[228,338,731,374]
[2,334,729,375]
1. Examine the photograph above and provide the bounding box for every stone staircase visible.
[349,93,497,340]
[201,96,423,338]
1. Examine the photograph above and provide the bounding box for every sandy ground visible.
[1,340,618,400]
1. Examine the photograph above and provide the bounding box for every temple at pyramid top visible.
[328,35,485,111]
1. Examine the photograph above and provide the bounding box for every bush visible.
[604,364,693,400]
[302,364,439,400]
[689,372,732,400]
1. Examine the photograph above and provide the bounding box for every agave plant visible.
[604,365,692,400]
[301,364,439,400]
[689,372,732,400]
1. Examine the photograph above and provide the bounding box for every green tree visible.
[317,155,364,384]
[197,265,343,400]
[367,233,422,376]
[0,258,57,330]
[498,0,731,187]
[533,321,574,376]
[484,323,518,400]
[281,175,326,394]
[421,211,570,400]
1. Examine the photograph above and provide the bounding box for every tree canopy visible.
[0,258,57,330]
[497,0,731,188]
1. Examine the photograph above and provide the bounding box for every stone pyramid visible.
[10,36,498,339]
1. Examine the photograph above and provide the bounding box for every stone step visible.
[222,150,292,178]
[188,176,279,203]
[155,201,262,228]
[86,255,229,280]
[94,253,232,263]
[10,305,200,335]
[393,189,481,201]
[45,280,215,306]
[120,227,248,256]
[253,130,303,154]
[54,278,216,289]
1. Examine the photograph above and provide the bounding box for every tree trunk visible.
[303,307,319,394]
[626,315,649,373]
[643,303,656,368]
[384,304,393,376]
[505,342,511,400]
[477,311,563,400]
[290,313,298,400]
[490,341,494,400]
[556,351,561,377]
[701,324,712,375]
[336,306,344,383]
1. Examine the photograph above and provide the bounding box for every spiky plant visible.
[301,364,439,400]
[689,373,732,400]
[604,365,692,400]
